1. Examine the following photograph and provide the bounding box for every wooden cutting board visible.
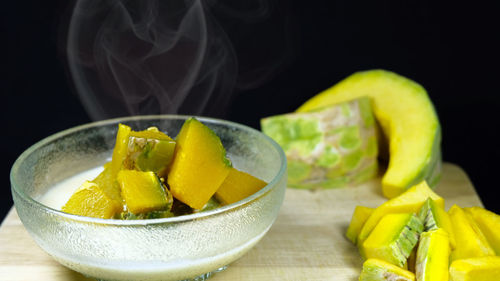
[0,163,483,281]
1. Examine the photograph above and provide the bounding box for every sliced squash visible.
[167,118,232,209]
[117,170,172,214]
[62,181,122,219]
[357,181,443,247]
[346,206,374,244]
[448,205,495,261]
[215,168,267,205]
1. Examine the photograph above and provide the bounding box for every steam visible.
[66,0,294,120]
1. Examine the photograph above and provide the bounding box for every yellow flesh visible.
[420,198,456,249]
[431,200,456,249]
[360,258,415,281]
[110,123,132,178]
[167,118,231,210]
[129,127,173,140]
[362,213,415,266]
[466,206,500,255]
[448,205,495,261]
[416,229,450,281]
[297,70,440,198]
[117,170,170,214]
[62,181,122,219]
[215,168,267,205]
[92,162,123,207]
[450,256,500,281]
[358,181,443,247]
[346,206,374,244]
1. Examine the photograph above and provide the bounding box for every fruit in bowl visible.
[10,115,287,281]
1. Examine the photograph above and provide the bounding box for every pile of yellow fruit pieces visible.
[62,118,267,219]
[346,181,500,281]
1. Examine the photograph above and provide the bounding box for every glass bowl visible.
[10,115,287,281]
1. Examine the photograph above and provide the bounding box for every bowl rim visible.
[10,114,287,226]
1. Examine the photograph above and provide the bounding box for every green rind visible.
[418,197,456,249]
[360,259,416,281]
[181,118,232,168]
[418,198,439,231]
[363,213,423,267]
[415,229,450,281]
[261,97,378,189]
[406,126,442,189]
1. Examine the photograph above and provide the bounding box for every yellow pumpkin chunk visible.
[361,213,423,267]
[465,206,500,255]
[167,118,232,210]
[62,181,122,219]
[359,258,415,281]
[92,162,123,207]
[215,168,267,205]
[110,123,132,178]
[448,205,495,261]
[357,181,443,247]
[125,127,176,176]
[415,228,450,281]
[449,256,500,281]
[117,170,172,214]
[418,198,456,249]
[345,206,374,244]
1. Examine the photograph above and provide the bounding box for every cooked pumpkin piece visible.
[62,181,122,219]
[117,170,173,214]
[125,127,176,176]
[110,123,132,178]
[92,162,123,207]
[215,168,267,205]
[167,118,232,210]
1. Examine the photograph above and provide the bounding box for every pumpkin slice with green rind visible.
[357,181,443,248]
[124,127,176,176]
[415,228,451,281]
[418,197,456,249]
[167,118,231,210]
[361,213,423,267]
[297,70,442,198]
[359,258,415,281]
[117,170,173,214]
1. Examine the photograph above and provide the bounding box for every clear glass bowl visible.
[10,115,287,281]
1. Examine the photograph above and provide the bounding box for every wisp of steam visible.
[66,0,295,120]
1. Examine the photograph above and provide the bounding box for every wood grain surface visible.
[0,163,483,281]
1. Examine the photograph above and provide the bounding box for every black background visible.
[3,0,500,222]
